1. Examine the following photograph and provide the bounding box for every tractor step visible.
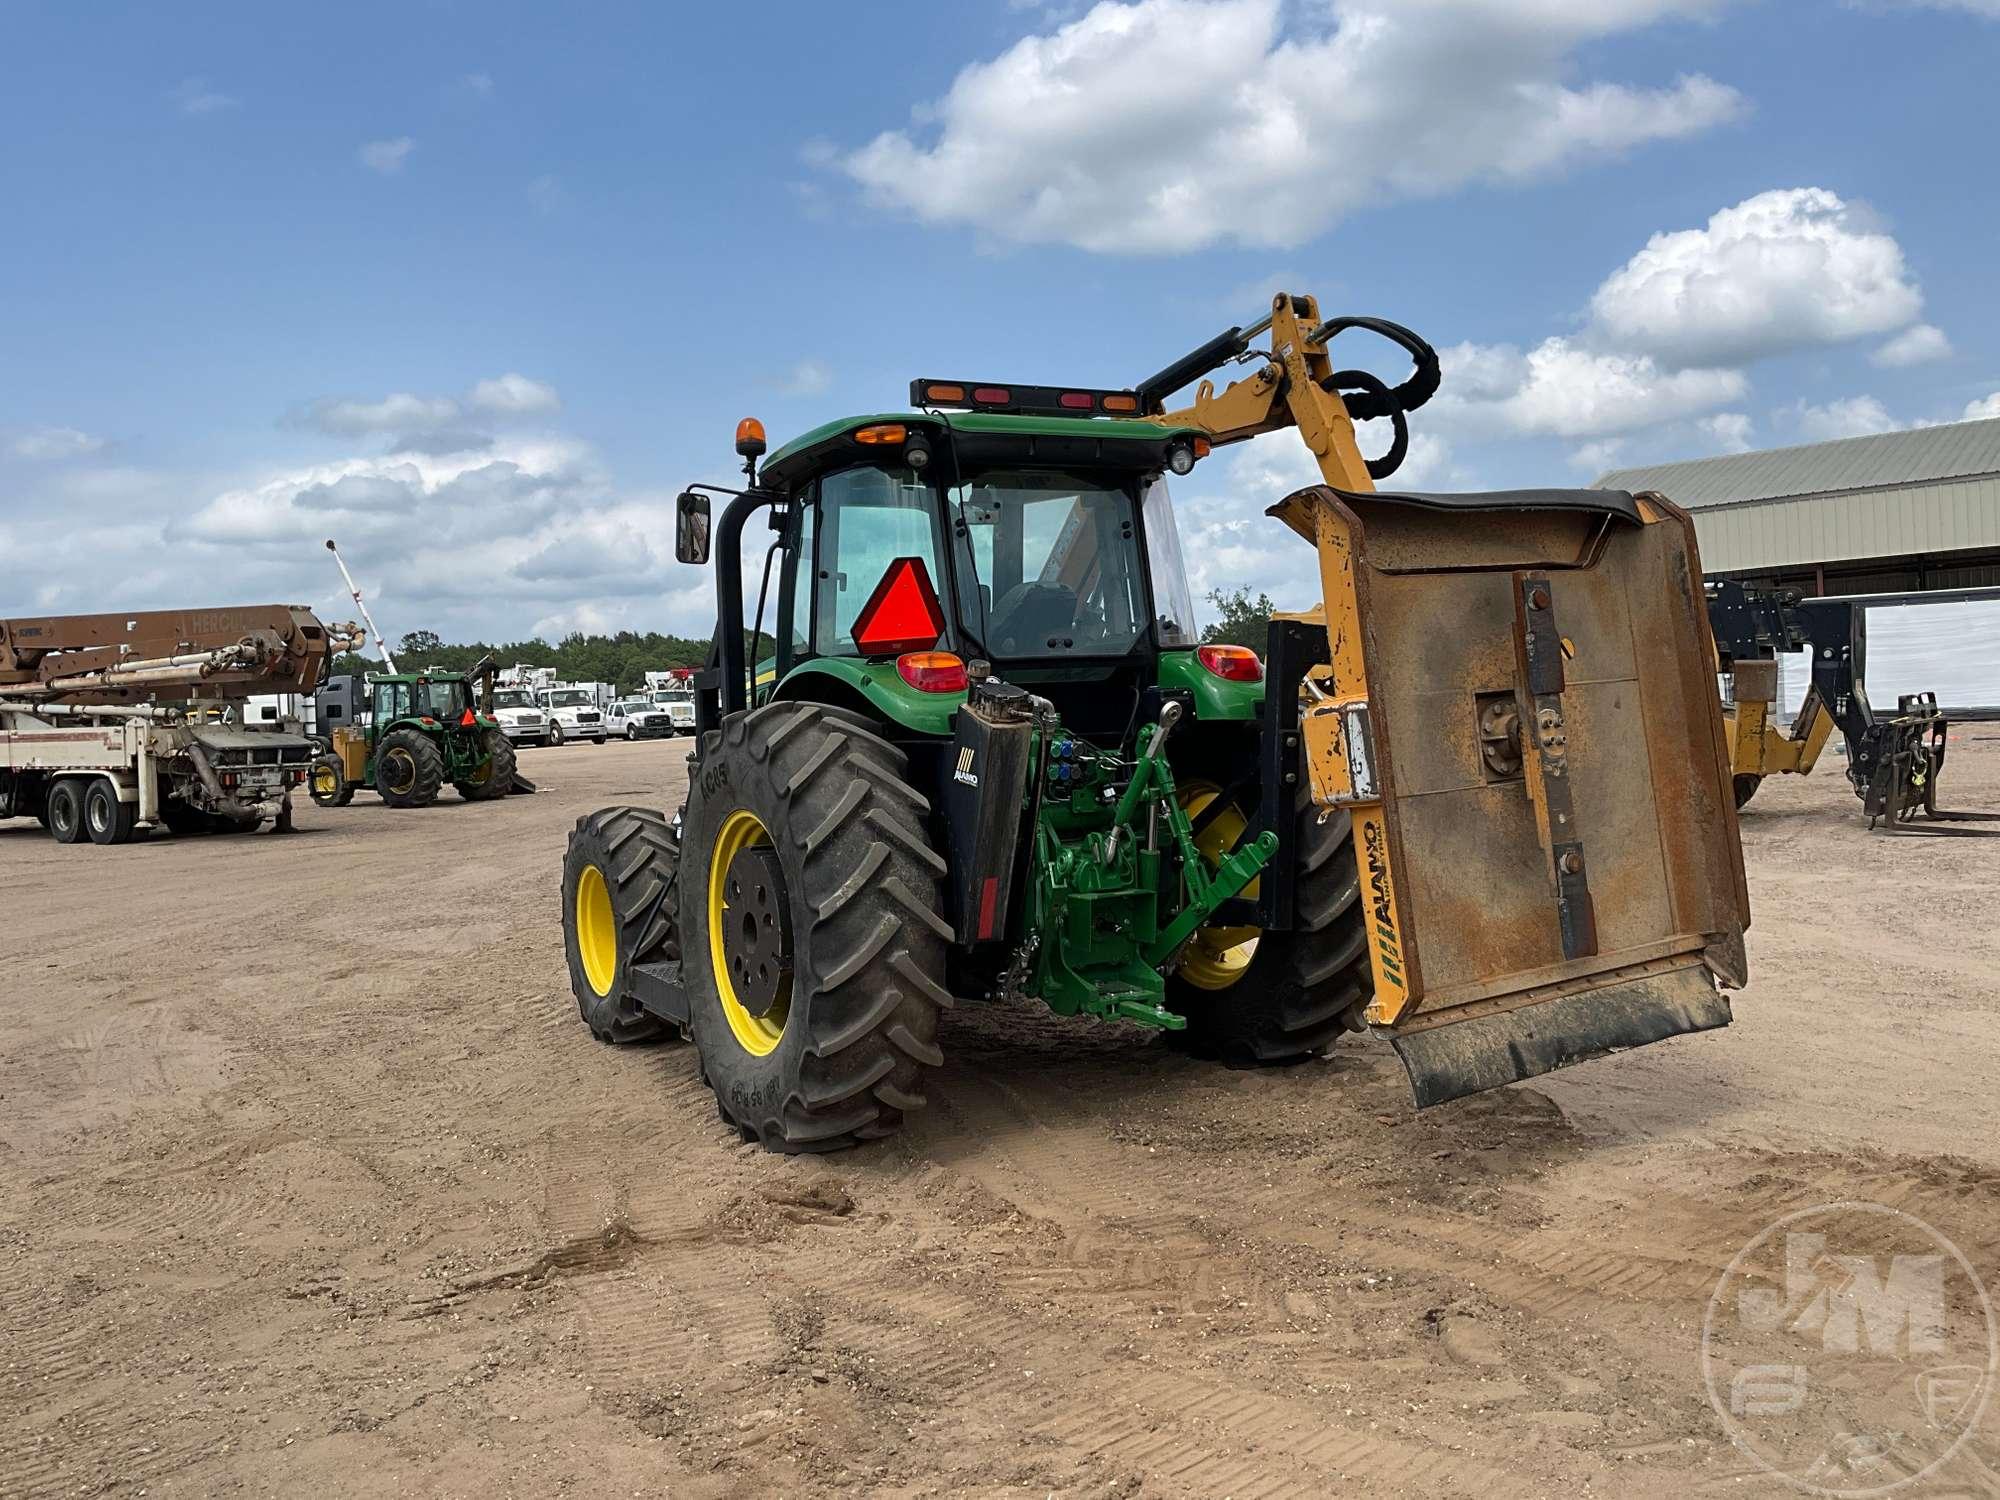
[631,957,689,1025]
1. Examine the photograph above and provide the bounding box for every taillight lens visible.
[896,651,969,694]
[1197,643,1263,682]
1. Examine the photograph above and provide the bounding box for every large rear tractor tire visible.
[457,729,517,801]
[563,806,682,1044]
[681,702,952,1153]
[1167,789,1370,1065]
[376,729,444,809]
[309,754,354,808]
[47,779,86,845]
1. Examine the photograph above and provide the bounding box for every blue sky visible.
[3,0,1996,640]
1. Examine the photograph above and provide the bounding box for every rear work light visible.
[896,651,968,694]
[851,556,947,656]
[910,379,1145,418]
[1197,643,1263,683]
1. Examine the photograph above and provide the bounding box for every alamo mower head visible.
[559,293,1750,1153]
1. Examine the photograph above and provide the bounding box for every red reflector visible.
[460,709,476,726]
[1059,391,1094,410]
[896,651,968,694]
[972,387,1010,405]
[977,875,999,939]
[1197,643,1264,682]
[852,557,947,656]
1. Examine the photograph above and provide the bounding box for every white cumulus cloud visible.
[1589,188,1924,368]
[359,137,415,174]
[1700,411,1755,452]
[1963,392,2000,421]
[170,77,238,116]
[10,425,106,460]
[1431,337,1746,440]
[469,373,562,417]
[839,0,1743,253]
[770,359,833,398]
[1871,322,1952,367]
[1787,395,1900,442]
[302,375,563,437]
[307,392,463,437]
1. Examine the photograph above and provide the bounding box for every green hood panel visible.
[1156,648,1263,721]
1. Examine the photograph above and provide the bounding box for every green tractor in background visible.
[310,656,522,809]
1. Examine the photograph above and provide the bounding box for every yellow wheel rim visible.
[1179,783,1261,991]
[312,765,338,796]
[575,864,618,998]
[707,809,789,1056]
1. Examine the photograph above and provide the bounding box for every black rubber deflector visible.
[1388,967,1731,1110]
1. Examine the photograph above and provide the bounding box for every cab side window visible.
[814,465,946,657]
[374,681,412,721]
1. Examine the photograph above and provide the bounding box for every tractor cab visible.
[721,399,1226,744]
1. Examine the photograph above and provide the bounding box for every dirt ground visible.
[4,730,1999,1498]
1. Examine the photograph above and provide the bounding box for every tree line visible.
[333,628,712,693]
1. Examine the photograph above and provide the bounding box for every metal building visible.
[1598,417,2000,714]
[1597,416,2000,595]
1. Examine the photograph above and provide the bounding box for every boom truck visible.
[560,293,1751,1153]
[0,605,353,844]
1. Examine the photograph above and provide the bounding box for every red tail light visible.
[851,556,947,656]
[1197,643,1263,682]
[896,651,968,693]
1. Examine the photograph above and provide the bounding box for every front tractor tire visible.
[563,806,682,1045]
[456,729,517,801]
[375,729,444,809]
[1166,790,1371,1065]
[681,702,952,1153]
[309,754,354,808]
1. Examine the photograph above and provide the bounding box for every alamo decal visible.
[953,746,979,788]
[1359,810,1407,997]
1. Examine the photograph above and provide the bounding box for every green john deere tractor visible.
[311,658,521,809]
[560,297,1751,1154]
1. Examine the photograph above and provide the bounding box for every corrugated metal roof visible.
[1595,415,2000,508]
[1686,475,2000,573]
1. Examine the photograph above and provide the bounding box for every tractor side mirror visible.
[675,491,712,566]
